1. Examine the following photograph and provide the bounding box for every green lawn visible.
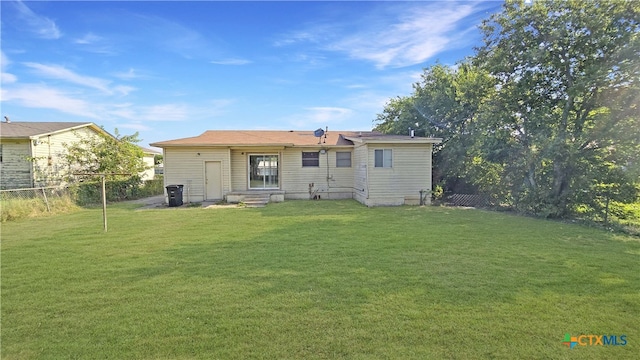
[2,200,639,359]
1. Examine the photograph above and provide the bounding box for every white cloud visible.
[108,103,137,120]
[293,53,328,67]
[108,103,189,122]
[140,104,189,121]
[275,2,482,69]
[273,24,336,47]
[116,122,152,132]
[1,51,18,84]
[331,5,477,69]
[74,32,103,45]
[210,58,252,66]
[113,68,141,80]
[133,14,225,60]
[274,31,311,47]
[345,91,389,113]
[307,107,353,122]
[23,62,114,94]
[12,0,62,39]
[1,72,18,84]
[108,98,234,124]
[74,32,118,55]
[378,70,423,93]
[1,84,99,119]
[1,51,11,71]
[287,106,354,128]
[24,62,111,93]
[183,98,235,120]
[1,79,227,126]
[113,85,137,96]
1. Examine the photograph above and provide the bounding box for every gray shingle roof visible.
[0,122,98,138]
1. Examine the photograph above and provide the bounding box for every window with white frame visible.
[374,149,392,168]
[302,152,319,167]
[249,154,279,189]
[336,151,351,167]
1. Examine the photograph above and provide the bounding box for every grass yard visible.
[1,200,639,359]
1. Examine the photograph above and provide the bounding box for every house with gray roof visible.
[0,120,156,189]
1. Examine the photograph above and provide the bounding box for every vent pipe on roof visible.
[4,116,10,123]
[409,127,415,138]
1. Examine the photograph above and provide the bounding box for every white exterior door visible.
[205,161,222,200]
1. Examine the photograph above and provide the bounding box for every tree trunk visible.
[552,162,567,216]
[551,93,575,217]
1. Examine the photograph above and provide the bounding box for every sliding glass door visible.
[249,154,279,189]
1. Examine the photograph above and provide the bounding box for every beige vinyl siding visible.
[230,150,247,191]
[159,140,435,206]
[230,148,285,191]
[163,147,231,202]
[141,155,155,180]
[352,143,368,203]
[366,144,433,206]
[281,148,323,198]
[326,149,355,199]
[0,140,33,189]
[31,127,98,186]
[280,147,354,199]
[32,127,159,185]
[231,148,354,198]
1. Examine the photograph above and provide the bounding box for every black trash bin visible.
[166,185,184,207]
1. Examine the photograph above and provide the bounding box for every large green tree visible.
[375,62,495,193]
[376,0,639,218]
[476,0,639,216]
[63,129,147,182]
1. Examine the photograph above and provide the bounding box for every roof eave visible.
[28,123,116,140]
[343,136,443,144]
[149,142,358,148]
[150,143,296,148]
[0,136,30,141]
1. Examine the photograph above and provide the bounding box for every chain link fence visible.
[0,186,76,221]
[1,178,164,222]
[445,194,495,208]
[0,186,71,207]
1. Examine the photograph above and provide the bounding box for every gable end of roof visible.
[0,122,115,139]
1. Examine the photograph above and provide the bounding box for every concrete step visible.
[242,194,270,208]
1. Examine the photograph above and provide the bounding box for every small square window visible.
[374,149,392,168]
[302,152,319,167]
[336,151,351,167]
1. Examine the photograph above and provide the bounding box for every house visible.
[0,121,114,189]
[150,130,442,206]
[139,146,161,180]
[0,120,155,189]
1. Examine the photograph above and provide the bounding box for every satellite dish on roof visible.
[314,128,325,137]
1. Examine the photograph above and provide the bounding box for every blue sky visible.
[1,1,502,148]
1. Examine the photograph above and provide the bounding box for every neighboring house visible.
[0,121,114,189]
[150,130,442,206]
[139,146,161,180]
[0,120,154,189]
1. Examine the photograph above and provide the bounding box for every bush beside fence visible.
[441,192,639,236]
[73,177,163,205]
